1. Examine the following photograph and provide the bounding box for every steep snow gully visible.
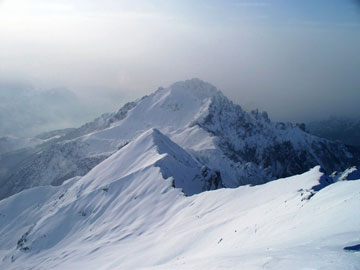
[0,79,359,269]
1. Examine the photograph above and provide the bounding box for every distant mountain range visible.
[307,117,360,146]
[0,83,116,138]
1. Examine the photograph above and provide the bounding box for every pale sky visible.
[0,0,359,121]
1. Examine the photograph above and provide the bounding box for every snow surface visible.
[2,78,357,200]
[0,128,359,269]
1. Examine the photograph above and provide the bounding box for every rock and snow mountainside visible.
[0,79,359,269]
[331,166,360,182]
[0,78,358,200]
[0,131,359,269]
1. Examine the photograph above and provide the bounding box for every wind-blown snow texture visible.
[0,79,359,269]
[0,133,359,269]
[0,78,358,200]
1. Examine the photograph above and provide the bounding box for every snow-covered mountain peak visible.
[0,79,358,200]
[78,79,223,150]
[76,128,221,196]
[0,79,359,269]
[167,78,223,100]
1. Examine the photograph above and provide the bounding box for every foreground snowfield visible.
[0,129,359,269]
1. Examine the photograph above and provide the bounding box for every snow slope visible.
[0,128,359,269]
[1,79,358,200]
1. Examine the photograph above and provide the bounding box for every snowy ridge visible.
[0,158,359,269]
[75,128,221,196]
[0,79,359,268]
[0,78,358,200]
